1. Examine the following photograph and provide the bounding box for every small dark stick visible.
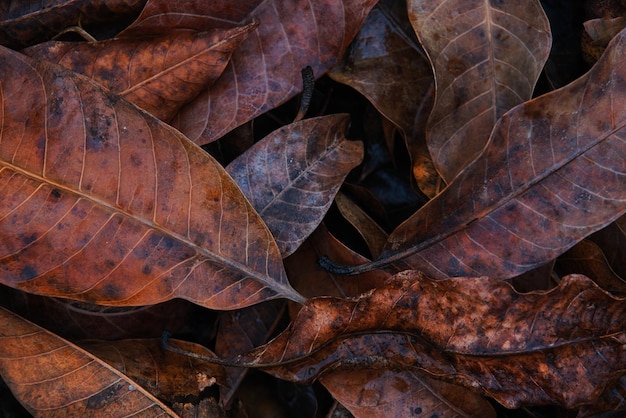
[294,66,315,122]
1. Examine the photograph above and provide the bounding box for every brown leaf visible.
[335,192,388,259]
[0,0,146,49]
[80,338,226,403]
[0,46,304,308]
[589,215,626,279]
[212,273,625,409]
[327,26,626,280]
[226,114,363,258]
[320,369,496,418]
[23,23,257,122]
[0,306,178,416]
[408,0,551,182]
[122,0,378,144]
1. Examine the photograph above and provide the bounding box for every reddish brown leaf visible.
[0,46,304,308]
[408,0,551,182]
[0,0,146,49]
[335,192,388,259]
[122,0,378,144]
[23,23,256,122]
[320,369,496,418]
[585,17,626,45]
[326,26,626,280]
[80,338,226,403]
[226,114,363,258]
[200,273,626,410]
[589,215,626,279]
[0,306,178,416]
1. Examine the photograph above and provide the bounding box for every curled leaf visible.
[211,273,625,409]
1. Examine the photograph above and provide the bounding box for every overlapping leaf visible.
[0,46,304,309]
[408,0,551,182]
[324,26,626,280]
[120,0,378,144]
[0,306,178,416]
[23,23,256,121]
[190,273,626,410]
[226,114,363,258]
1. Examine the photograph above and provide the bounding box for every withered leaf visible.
[408,0,551,182]
[209,272,625,410]
[123,0,379,144]
[327,26,626,280]
[320,369,496,418]
[80,339,226,403]
[226,114,363,258]
[23,23,257,122]
[0,46,304,308]
[0,306,178,416]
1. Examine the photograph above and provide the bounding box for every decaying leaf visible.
[23,23,257,122]
[324,26,626,280]
[183,273,625,410]
[0,45,304,308]
[0,306,178,416]
[226,114,364,258]
[123,0,379,144]
[408,0,552,181]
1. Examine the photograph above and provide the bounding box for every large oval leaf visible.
[0,306,178,416]
[0,46,304,308]
[226,114,364,258]
[408,0,551,182]
[325,26,626,280]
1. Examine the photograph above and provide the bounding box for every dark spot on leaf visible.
[130,153,142,167]
[86,382,125,409]
[21,265,38,280]
[414,407,422,414]
[104,259,116,268]
[429,414,439,418]
[142,265,152,275]
[20,233,38,245]
[446,56,466,78]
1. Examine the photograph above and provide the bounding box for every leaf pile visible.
[0,0,624,417]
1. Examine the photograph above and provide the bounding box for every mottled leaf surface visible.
[0,306,177,416]
[0,46,304,308]
[212,273,625,409]
[23,23,256,122]
[408,0,551,181]
[227,114,363,257]
[331,26,626,279]
[122,0,378,144]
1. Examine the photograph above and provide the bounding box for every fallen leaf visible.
[0,45,304,308]
[0,0,146,48]
[80,338,226,403]
[0,306,178,416]
[325,26,626,280]
[207,273,626,410]
[408,0,552,181]
[121,0,379,144]
[23,23,257,122]
[320,369,496,418]
[226,114,363,258]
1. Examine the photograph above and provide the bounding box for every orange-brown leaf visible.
[211,273,625,409]
[0,46,304,308]
[23,24,256,122]
[0,306,178,416]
